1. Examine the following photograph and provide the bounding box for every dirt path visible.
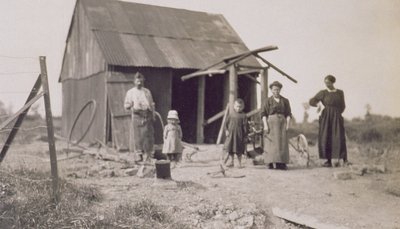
[4,142,400,228]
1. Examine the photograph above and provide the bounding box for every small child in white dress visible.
[162,110,183,166]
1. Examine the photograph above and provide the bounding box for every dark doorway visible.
[203,75,225,143]
[238,75,257,113]
[171,70,199,143]
[172,71,256,144]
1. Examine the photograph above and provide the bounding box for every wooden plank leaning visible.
[216,104,230,144]
[255,53,297,83]
[0,75,43,162]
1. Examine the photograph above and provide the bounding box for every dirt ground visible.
[2,139,400,229]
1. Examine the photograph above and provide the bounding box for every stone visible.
[237,215,254,228]
[67,172,80,178]
[136,164,155,178]
[203,220,229,229]
[229,211,240,221]
[350,164,368,176]
[124,168,138,176]
[214,213,224,219]
[333,171,352,180]
[253,155,265,165]
[99,170,110,178]
[386,182,400,197]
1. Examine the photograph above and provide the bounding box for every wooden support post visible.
[196,76,205,143]
[0,76,42,163]
[216,65,237,145]
[260,67,269,105]
[229,64,238,107]
[39,56,59,203]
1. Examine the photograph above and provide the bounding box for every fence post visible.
[39,56,60,203]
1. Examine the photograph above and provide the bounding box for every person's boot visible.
[343,160,351,167]
[334,160,340,167]
[267,163,274,169]
[135,154,143,163]
[277,163,287,170]
[238,155,243,168]
[322,160,332,167]
[226,155,234,167]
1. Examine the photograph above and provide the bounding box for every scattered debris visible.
[137,164,156,178]
[368,164,386,174]
[207,164,246,178]
[333,171,352,180]
[124,168,138,176]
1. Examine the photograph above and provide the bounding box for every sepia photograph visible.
[0,0,399,228]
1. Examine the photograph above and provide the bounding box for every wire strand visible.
[0,72,39,75]
[0,55,37,60]
[0,125,47,133]
[0,91,37,94]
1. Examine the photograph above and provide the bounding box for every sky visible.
[0,0,399,122]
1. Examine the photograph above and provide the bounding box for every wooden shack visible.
[59,0,261,150]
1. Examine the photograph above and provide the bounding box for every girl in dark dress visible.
[309,75,348,167]
[224,99,248,168]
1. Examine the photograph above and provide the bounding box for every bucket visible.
[155,160,171,179]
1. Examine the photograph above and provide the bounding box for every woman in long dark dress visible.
[309,75,347,167]
[261,81,292,170]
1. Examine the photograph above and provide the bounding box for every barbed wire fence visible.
[0,55,60,203]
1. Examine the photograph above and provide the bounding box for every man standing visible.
[124,72,155,162]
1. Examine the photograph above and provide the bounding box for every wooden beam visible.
[189,45,278,75]
[0,75,42,163]
[237,69,261,75]
[246,108,260,117]
[216,104,230,144]
[181,46,277,81]
[112,113,130,118]
[0,92,44,131]
[239,74,260,84]
[106,80,135,84]
[260,68,269,105]
[237,64,266,70]
[181,69,226,81]
[40,56,59,203]
[222,45,278,63]
[219,46,278,70]
[196,76,205,143]
[228,65,238,107]
[255,54,298,83]
[203,110,225,126]
[272,207,349,229]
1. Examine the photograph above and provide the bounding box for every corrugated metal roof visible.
[80,0,260,69]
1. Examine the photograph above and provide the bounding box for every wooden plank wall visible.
[61,72,107,144]
[60,2,106,81]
